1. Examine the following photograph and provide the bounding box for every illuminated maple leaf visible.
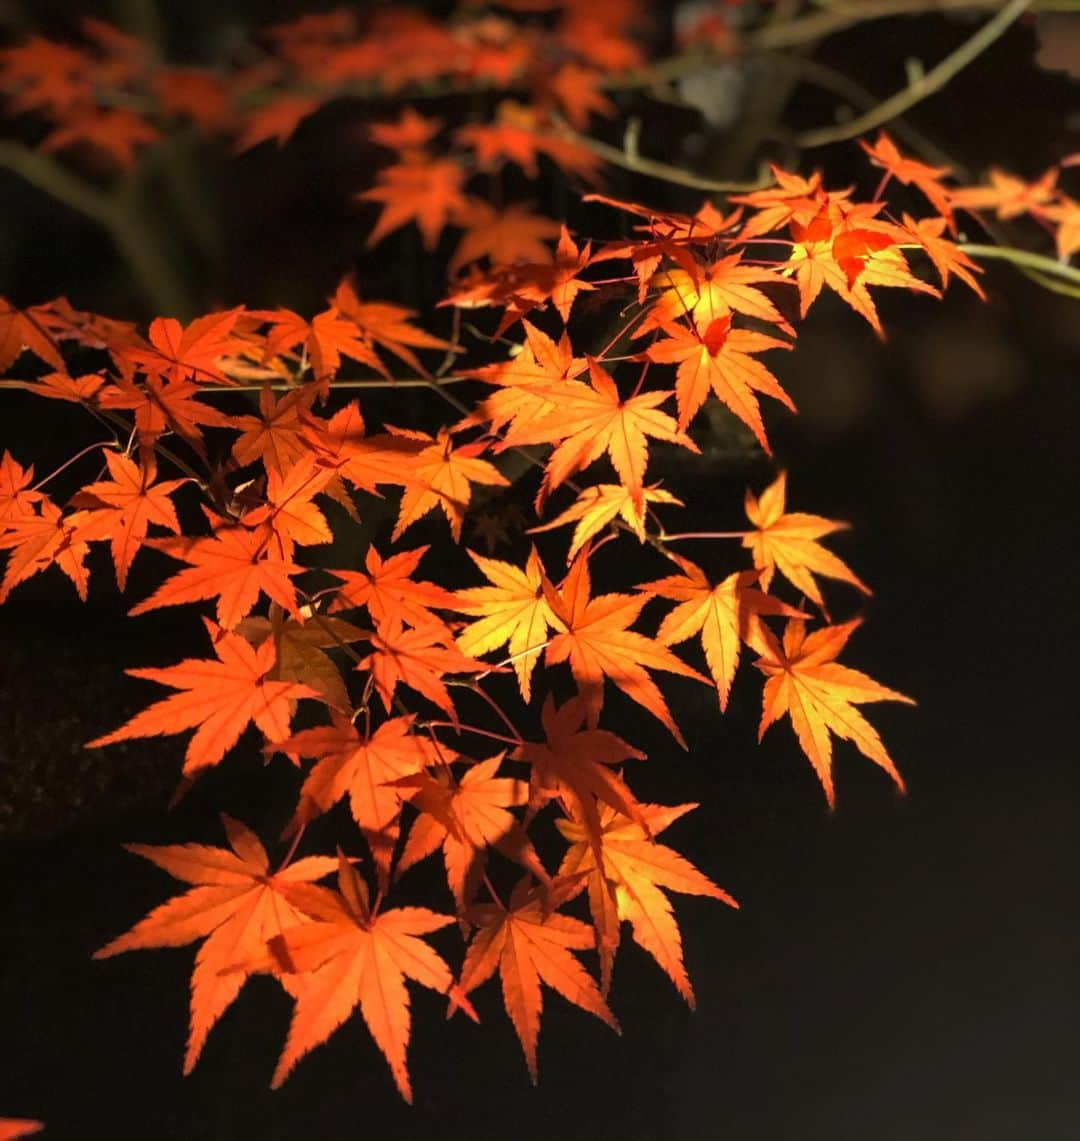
[0,297,65,371]
[98,373,231,453]
[331,278,452,376]
[642,556,804,709]
[532,483,681,560]
[508,358,695,511]
[327,544,457,630]
[122,309,244,385]
[542,552,709,746]
[395,755,548,910]
[557,801,736,1000]
[267,856,457,1103]
[743,471,869,608]
[93,815,337,1073]
[361,617,486,720]
[359,156,470,249]
[86,619,320,775]
[230,385,318,476]
[70,450,186,590]
[756,617,914,807]
[450,200,561,274]
[278,715,441,886]
[0,497,89,603]
[0,1117,43,1140]
[952,166,1058,221]
[0,451,45,526]
[645,315,794,444]
[129,512,303,628]
[860,131,955,226]
[232,95,324,152]
[901,213,986,298]
[454,547,554,701]
[457,876,618,1083]
[390,426,508,542]
[41,107,159,169]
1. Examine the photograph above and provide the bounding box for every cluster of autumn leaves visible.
[3,3,1080,1125]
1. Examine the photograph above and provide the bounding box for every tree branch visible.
[794,0,1035,148]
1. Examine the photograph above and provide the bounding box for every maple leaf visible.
[456,101,603,182]
[390,427,508,542]
[542,553,709,747]
[508,358,695,512]
[70,451,185,590]
[0,497,89,603]
[465,319,587,440]
[241,456,334,562]
[756,617,914,807]
[361,618,486,721]
[97,373,231,452]
[743,471,869,608]
[457,876,618,1084]
[122,309,244,385]
[0,297,65,371]
[277,715,440,887]
[901,213,986,299]
[544,62,616,129]
[642,557,804,709]
[449,200,561,274]
[331,278,453,376]
[638,256,796,337]
[951,166,1058,221]
[557,802,736,1001]
[328,544,456,631]
[129,511,303,629]
[235,608,365,711]
[255,305,384,386]
[0,451,45,526]
[453,547,554,702]
[646,316,794,444]
[17,370,106,404]
[514,226,595,323]
[512,693,647,856]
[86,619,320,775]
[93,815,337,1073]
[230,385,318,476]
[395,755,548,910]
[859,131,955,226]
[358,156,470,249]
[267,856,457,1103]
[368,106,442,152]
[530,483,682,561]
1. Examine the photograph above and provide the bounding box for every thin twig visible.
[795,0,1035,148]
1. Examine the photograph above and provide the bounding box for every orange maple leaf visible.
[743,471,869,608]
[557,801,736,1001]
[457,876,618,1084]
[0,1118,43,1140]
[508,358,695,511]
[86,619,320,775]
[642,556,803,709]
[453,547,554,702]
[389,427,508,542]
[268,856,458,1103]
[0,497,89,603]
[756,617,914,807]
[230,385,318,477]
[542,553,709,747]
[860,131,955,227]
[529,483,683,561]
[93,814,337,1073]
[395,754,548,910]
[70,451,185,590]
[97,373,231,452]
[512,693,647,853]
[358,156,470,249]
[645,315,794,443]
[0,451,45,526]
[449,200,561,274]
[279,714,441,887]
[122,309,244,385]
[130,511,303,628]
[0,296,65,371]
[328,544,457,631]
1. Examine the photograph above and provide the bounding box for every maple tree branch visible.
[794,0,1035,148]
[657,531,750,542]
[550,115,770,194]
[960,243,1080,289]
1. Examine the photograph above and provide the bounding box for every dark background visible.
[1,4,1078,1139]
